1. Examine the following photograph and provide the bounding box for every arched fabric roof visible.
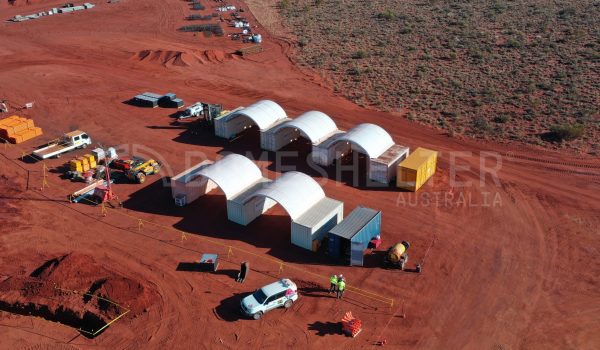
[197,154,263,199]
[228,100,287,130]
[270,111,338,144]
[250,171,325,220]
[325,123,394,158]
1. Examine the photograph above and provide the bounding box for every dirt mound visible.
[135,50,191,67]
[133,49,236,67]
[197,49,235,64]
[0,253,158,336]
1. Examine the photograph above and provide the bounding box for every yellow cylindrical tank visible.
[387,241,410,263]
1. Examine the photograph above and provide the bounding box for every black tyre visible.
[136,172,146,184]
[284,300,293,309]
[252,312,263,320]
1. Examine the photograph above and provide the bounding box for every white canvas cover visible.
[270,111,338,144]
[197,154,263,199]
[226,100,287,130]
[249,172,325,220]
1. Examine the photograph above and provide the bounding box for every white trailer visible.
[33,130,92,159]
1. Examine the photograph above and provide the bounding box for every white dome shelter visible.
[214,100,288,139]
[260,111,338,152]
[227,171,344,251]
[251,171,326,220]
[312,123,395,166]
[197,154,263,199]
[311,123,407,184]
[169,154,264,207]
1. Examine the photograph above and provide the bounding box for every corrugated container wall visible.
[227,196,276,226]
[396,147,437,192]
[260,122,298,152]
[311,141,352,166]
[290,198,343,251]
[170,161,213,205]
[369,145,409,184]
[215,115,255,139]
[349,211,382,245]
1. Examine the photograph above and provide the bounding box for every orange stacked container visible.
[0,115,43,144]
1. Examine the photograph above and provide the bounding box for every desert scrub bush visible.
[473,117,491,132]
[298,37,309,47]
[549,123,585,141]
[351,50,368,59]
[493,115,510,123]
[347,67,361,76]
[557,7,576,20]
[377,10,396,20]
[279,0,290,9]
[505,38,523,48]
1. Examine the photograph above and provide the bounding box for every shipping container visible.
[396,147,437,192]
[170,161,214,206]
[311,132,352,166]
[369,144,409,184]
[259,119,295,151]
[290,197,343,251]
[214,113,255,139]
[328,207,381,266]
[226,179,275,225]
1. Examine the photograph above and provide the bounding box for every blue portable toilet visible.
[328,207,381,266]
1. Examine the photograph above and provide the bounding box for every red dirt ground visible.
[0,0,599,349]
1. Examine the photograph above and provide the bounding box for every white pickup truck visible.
[33,130,92,159]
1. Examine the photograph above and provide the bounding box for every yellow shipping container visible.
[83,154,97,168]
[70,159,83,172]
[396,147,438,192]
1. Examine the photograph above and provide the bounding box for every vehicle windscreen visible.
[253,289,268,304]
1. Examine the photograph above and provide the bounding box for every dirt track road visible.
[0,0,599,349]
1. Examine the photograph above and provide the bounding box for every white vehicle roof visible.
[261,278,297,296]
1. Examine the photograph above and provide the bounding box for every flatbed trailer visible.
[33,130,91,159]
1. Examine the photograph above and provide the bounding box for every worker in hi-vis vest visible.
[337,276,346,299]
[329,275,338,293]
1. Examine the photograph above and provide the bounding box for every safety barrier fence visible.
[0,137,397,316]
[0,278,129,337]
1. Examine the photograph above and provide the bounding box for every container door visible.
[350,241,365,266]
[328,234,340,259]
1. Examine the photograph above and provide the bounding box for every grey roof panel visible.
[294,197,343,227]
[329,207,379,239]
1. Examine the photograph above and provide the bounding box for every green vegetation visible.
[549,123,585,141]
[377,10,396,20]
[351,50,368,59]
[280,0,598,151]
